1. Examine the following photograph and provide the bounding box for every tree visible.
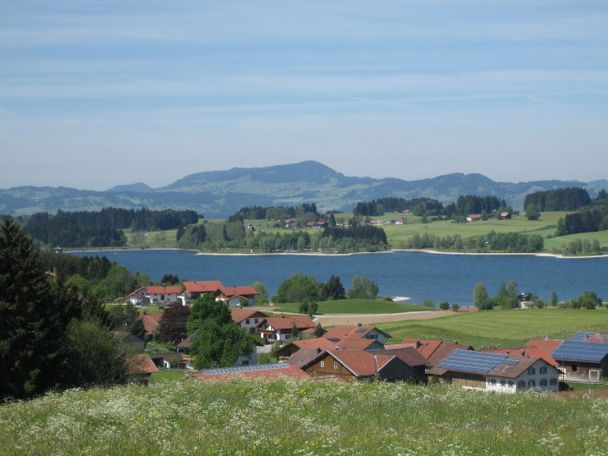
[494,281,519,309]
[473,282,491,310]
[525,203,540,221]
[275,274,320,303]
[439,301,450,310]
[313,323,325,337]
[290,323,298,340]
[187,295,254,369]
[348,276,379,299]
[321,275,345,300]
[450,303,460,312]
[551,291,558,307]
[161,273,180,285]
[159,303,190,344]
[252,281,268,305]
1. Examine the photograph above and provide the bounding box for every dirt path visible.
[313,310,454,326]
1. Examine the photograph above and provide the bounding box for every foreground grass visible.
[1,379,607,455]
[275,298,433,314]
[151,370,188,384]
[379,308,608,349]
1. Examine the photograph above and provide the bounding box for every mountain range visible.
[1,161,606,218]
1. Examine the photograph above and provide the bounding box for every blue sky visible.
[1,0,607,189]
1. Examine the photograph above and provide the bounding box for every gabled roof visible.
[427,343,473,367]
[371,347,427,367]
[140,313,162,336]
[552,338,608,364]
[262,315,316,331]
[221,286,259,298]
[323,325,391,342]
[301,349,408,378]
[335,338,382,351]
[127,354,159,375]
[485,347,559,368]
[183,280,224,294]
[195,363,309,381]
[144,285,183,295]
[231,308,266,324]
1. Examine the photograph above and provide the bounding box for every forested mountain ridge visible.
[1,161,606,217]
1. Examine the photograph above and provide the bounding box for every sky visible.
[1,0,607,190]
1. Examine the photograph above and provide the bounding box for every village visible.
[127,281,608,392]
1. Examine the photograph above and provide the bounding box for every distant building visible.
[258,315,316,344]
[179,281,258,307]
[552,333,608,383]
[323,325,392,345]
[195,363,310,382]
[466,214,482,222]
[499,211,512,220]
[127,285,183,306]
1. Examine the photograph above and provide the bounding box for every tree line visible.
[353,195,507,219]
[524,187,591,212]
[228,203,320,222]
[20,207,199,247]
[401,230,544,253]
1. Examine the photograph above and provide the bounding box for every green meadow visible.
[379,308,608,349]
[1,378,607,455]
[273,298,433,314]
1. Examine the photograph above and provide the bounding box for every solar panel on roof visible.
[571,332,600,341]
[201,363,289,375]
[552,339,608,363]
[438,350,520,374]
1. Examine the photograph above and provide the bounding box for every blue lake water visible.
[70,250,608,306]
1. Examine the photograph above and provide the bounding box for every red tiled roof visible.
[323,325,389,342]
[144,285,183,295]
[401,339,443,360]
[183,280,224,294]
[194,365,309,382]
[487,341,560,367]
[335,338,379,350]
[427,343,473,367]
[327,350,378,377]
[140,313,162,336]
[374,347,427,367]
[221,286,259,298]
[127,354,159,375]
[231,308,266,324]
[263,315,316,331]
[292,338,336,351]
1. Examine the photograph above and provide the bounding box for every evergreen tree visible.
[473,282,491,310]
[551,291,558,307]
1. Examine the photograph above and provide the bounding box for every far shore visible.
[65,246,608,259]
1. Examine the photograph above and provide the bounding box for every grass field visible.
[151,369,187,384]
[378,308,608,349]
[1,379,607,455]
[124,228,179,248]
[274,298,434,314]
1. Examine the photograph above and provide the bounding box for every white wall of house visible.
[239,316,264,331]
[486,360,559,393]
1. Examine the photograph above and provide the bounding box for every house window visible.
[528,380,536,388]
[500,379,506,386]
[540,379,547,386]
[320,360,325,368]
[508,381,514,387]
[539,366,547,374]
[517,380,525,389]
[333,361,338,369]
[572,365,578,372]
[550,378,557,385]
[490,378,496,384]
[246,319,250,324]
[527,367,536,375]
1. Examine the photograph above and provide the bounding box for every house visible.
[127,354,159,385]
[139,313,162,338]
[149,352,187,369]
[428,349,560,393]
[551,333,608,383]
[195,363,310,382]
[305,220,328,229]
[300,348,425,383]
[499,211,512,220]
[323,325,392,345]
[127,285,183,306]
[466,214,482,222]
[218,286,259,307]
[257,315,316,344]
[180,281,258,307]
[181,280,224,304]
[274,336,383,361]
[400,338,474,368]
[284,219,297,229]
[231,308,267,333]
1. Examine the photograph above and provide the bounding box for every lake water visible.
[70,250,608,306]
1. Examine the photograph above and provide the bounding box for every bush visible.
[348,276,379,299]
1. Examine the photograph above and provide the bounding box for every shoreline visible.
[66,246,608,259]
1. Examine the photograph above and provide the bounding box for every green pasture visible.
[124,228,179,248]
[379,308,608,349]
[274,298,434,314]
[2,379,607,455]
[150,369,187,384]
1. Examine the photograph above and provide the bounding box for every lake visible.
[70,250,608,306]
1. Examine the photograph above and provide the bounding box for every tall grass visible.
[1,378,607,455]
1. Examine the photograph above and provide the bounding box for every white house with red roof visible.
[257,315,316,344]
[231,308,267,333]
[323,325,391,344]
[180,280,258,307]
[127,285,183,306]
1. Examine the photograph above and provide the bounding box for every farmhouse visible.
[218,285,259,307]
[180,280,224,303]
[127,285,183,306]
[231,308,267,332]
[428,349,559,393]
[300,348,426,382]
[275,336,384,361]
[551,333,608,383]
[127,354,159,385]
[400,338,474,368]
[179,281,258,307]
[324,325,392,344]
[257,315,316,343]
[466,214,482,222]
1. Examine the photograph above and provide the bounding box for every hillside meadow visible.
[273,298,433,315]
[379,308,608,349]
[1,378,607,455]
